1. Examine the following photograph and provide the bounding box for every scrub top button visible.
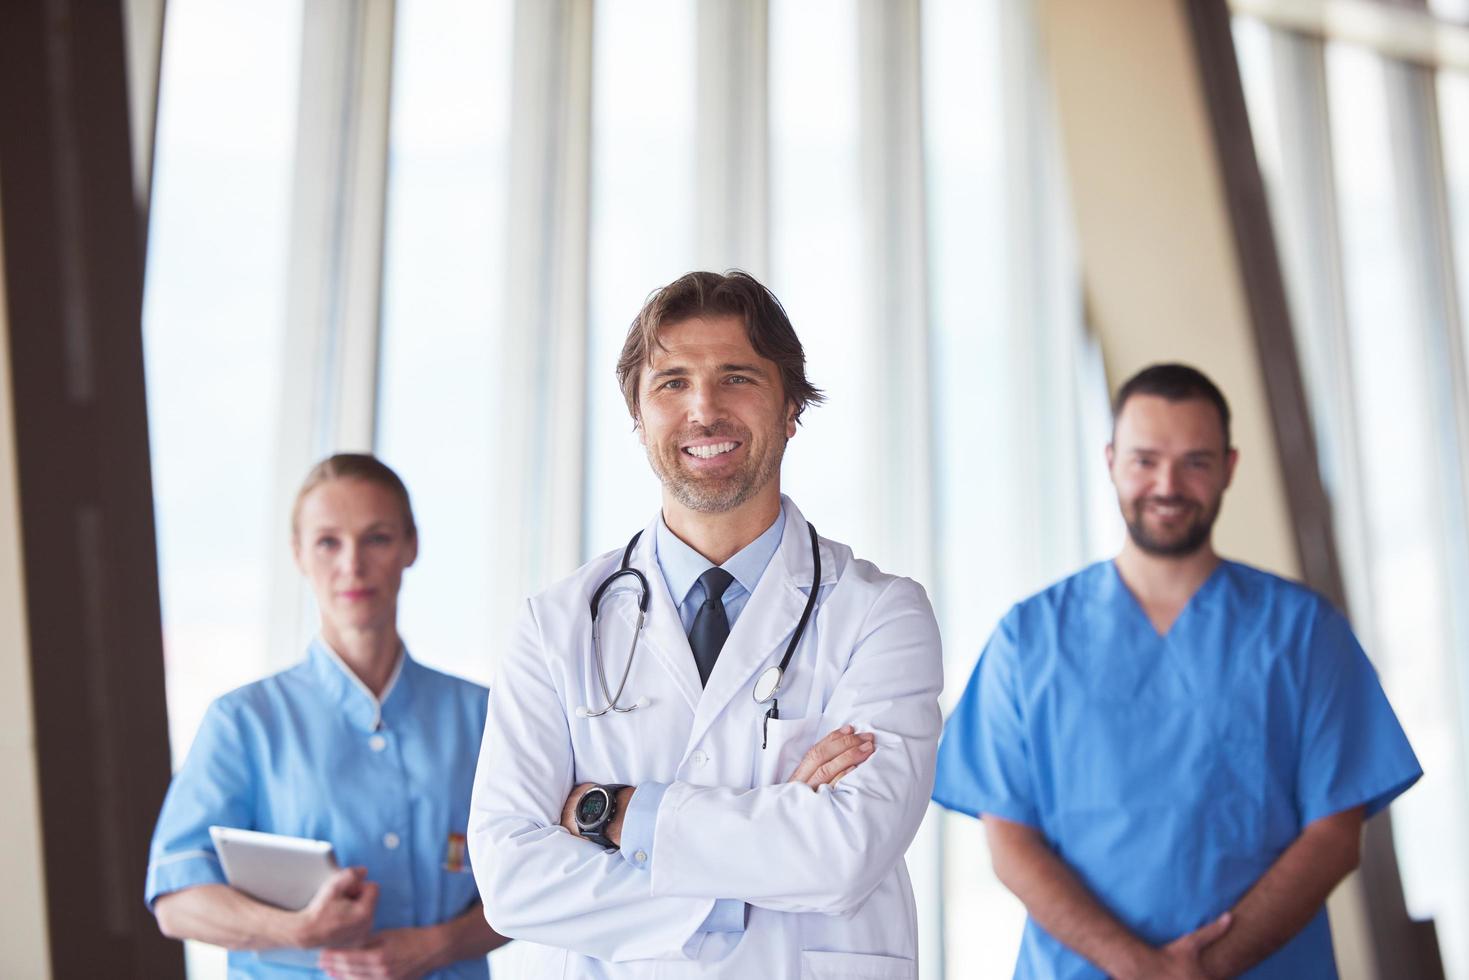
[383,832,400,850]
[369,734,387,752]
[690,749,708,767]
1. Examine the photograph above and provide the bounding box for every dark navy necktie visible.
[689,567,735,687]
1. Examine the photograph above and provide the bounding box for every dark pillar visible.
[0,1,182,977]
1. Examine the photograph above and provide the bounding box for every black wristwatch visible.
[574,783,630,850]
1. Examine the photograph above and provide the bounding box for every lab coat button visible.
[369,735,387,752]
[690,750,708,767]
[383,832,400,850]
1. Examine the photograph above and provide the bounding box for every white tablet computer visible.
[208,826,338,911]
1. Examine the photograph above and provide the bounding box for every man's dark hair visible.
[1112,363,1232,448]
[616,270,825,423]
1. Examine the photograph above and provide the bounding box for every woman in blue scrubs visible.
[145,454,506,978]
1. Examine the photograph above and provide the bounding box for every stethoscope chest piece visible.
[753,665,783,704]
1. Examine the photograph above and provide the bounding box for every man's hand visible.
[1198,806,1363,977]
[1130,913,1232,980]
[319,925,440,980]
[560,783,593,837]
[292,867,379,950]
[985,814,1221,980]
[786,725,876,790]
[560,783,635,847]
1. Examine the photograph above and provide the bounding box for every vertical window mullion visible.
[1266,29,1379,643]
[856,0,932,581]
[694,0,769,276]
[855,1,938,974]
[1382,52,1469,814]
[496,0,593,610]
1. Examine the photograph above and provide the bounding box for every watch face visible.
[576,790,608,826]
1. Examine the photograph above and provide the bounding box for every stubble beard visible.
[648,424,787,514]
[1124,494,1220,558]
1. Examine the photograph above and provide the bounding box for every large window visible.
[1235,12,1469,978]
[375,0,512,686]
[1328,44,1469,968]
[767,0,870,547]
[143,3,303,977]
[921,0,1026,970]
[582,0,697,554]
[146,0,303,761]
[922,0,1116,970]
[1443,70,1469,388]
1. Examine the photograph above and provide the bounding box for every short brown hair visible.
[291,453,417,541]
[615,270,825,423]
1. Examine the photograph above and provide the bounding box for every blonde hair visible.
[291,454,417,541]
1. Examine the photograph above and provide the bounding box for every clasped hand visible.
[288,866,440,980]
[293,867,378,950]
[1130,912,1233,980]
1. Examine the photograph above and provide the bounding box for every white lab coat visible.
[469,497,943,979]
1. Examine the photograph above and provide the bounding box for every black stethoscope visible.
[577,522,822,750]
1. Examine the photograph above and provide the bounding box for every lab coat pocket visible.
[757,715,821,785]
[800,950,917,979]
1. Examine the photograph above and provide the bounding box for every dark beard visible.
[1125,497,1217,557]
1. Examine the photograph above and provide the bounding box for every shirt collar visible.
[306,635,415,732]
[654,507,786,607]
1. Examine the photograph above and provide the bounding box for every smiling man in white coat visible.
[468,270,943,978]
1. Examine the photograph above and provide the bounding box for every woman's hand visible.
[292,867,380,950]
[153,874,376,953]
[318,925,441,980]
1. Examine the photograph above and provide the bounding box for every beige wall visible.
[0,181,51,977]
[1036,0,1373,974]
[1039,0,1298,580]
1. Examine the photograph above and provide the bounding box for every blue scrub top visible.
[145,639,491,979]
[933,560,1421,980]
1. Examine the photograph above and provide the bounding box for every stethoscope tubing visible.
[583,609,644,717]
[583,534,649,718]
[582,521,820,720]
[758,522,821,706]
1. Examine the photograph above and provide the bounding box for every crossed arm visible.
[469,583,942,960]
[985,805,1364,980]
[559,726,879,846]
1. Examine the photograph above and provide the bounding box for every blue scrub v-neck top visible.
[933,560,1421,979]
[145,639,491,978]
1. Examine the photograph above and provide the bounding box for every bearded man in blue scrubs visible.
[933,363,1421,979]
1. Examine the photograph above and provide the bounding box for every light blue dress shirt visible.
[616,509,787,935]
[655,508,786,636]
[145,639,491,978]
[932,560,1422,980]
